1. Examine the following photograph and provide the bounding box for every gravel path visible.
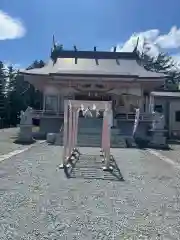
[155,144,180,166]
[0,128,26,155]
[0,144,180,239]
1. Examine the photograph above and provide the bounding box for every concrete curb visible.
[147,148,180,170]
[0,140,46,163]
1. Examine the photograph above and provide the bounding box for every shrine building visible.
[20,42,167,135]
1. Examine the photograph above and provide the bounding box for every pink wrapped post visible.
[72,107,77,150]
[62,100,69,166]
[74,109,79,147]
[71,107,75,150]
[101,111,106,152]
[106,111,111,168]
[68,102,73,157]
[102,109,111,170]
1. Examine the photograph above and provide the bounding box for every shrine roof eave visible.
[151,91,180,98]
[19,71,138,79]
[20,71,165,80]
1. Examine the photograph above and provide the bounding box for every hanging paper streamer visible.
[132,108,140,136]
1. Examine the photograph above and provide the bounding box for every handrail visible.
[32,110,64,118]
[116,113,152,121]
[32,110,152,121]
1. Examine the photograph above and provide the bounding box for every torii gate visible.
[60,100,113,171]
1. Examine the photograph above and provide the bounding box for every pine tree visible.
[137,39,180,90]
[0,61,6,126]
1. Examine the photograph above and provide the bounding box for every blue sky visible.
[0,0,180,67]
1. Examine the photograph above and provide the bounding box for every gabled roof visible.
[20,49,165,79]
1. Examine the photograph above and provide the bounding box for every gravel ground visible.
[0,144,180,239]
[155,144,180,166]
[0,127,39,155]
[0,128,26,155]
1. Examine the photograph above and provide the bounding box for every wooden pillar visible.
[57,94,60,115]
[149,94,154,113]
[145,95,149,113]
[43,93,46,112]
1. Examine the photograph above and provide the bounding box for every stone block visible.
[47,133,56,144]
[149,129,167,148]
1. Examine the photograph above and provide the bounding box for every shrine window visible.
[45,95,58,112]
[118,96,124,106]
[175,111,180,122]
[154,105,163,112]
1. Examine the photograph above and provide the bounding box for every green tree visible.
[0,61,7,127]
[3,60,45,126]
[137,39,180,90]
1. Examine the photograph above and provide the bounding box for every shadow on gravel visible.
[69,154,124,182]
[125,138,172,151]
[168,139,180,145]
[13,139,36,145]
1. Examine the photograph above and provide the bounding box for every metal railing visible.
[116,113,152,122]
[32,110,152,122]
[32,110,64,118]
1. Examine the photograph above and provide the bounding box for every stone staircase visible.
[55,117,127,148]
[53,117,153,148]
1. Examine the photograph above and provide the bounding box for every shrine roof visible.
[151,91,180,98]
[20,49,165,79]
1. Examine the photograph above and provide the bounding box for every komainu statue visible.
[20,107,33,125]
[152,110,165,130]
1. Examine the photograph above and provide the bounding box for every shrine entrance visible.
[75,94,111,101]
[59,100,123,180]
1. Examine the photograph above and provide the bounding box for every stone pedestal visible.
[149,129,167,148]
[17,125,35,144]
[148,111,168,148]
[46,133,56,144]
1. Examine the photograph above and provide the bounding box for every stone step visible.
[54,139,127,147]
[54,131,128,148]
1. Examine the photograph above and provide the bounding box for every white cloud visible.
[115,30,160,57]
[114,27,180,69]
[116,26,180,56]
[155,26,180,49]
[0,10,26,40]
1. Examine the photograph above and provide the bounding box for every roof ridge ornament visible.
[133,36,139,54]
[52,34,56,49]
[51,35,64,64]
